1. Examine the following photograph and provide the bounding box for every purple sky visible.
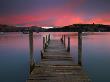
[0,0,110,27]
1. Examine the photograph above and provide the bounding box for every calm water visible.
[0,32,110,82]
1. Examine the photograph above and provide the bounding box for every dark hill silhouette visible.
[0,24,110,32]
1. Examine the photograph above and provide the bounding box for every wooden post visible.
[64,35,66,46]
[48,34,50,43]
[45,36,48,49]
[78,31,82,66]
[46,35,48,43]
[41,50,43,59]
[43,37,45,50]
[48,34,50,42]
[61,35,63,43]
[44,36,46,49]
[29,31,35,74]
[67,36,70,52]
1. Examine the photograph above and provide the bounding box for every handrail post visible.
[43,37,45,50]
[29,31,35,74]
[41,50,44,59]
[45,36,47,49]
[46,35,48,43]
[67,36,70,52]
[48,34,50,43]
[78,31,82,66]
[64,35,66,46]
[61,35,63,43]
[46,35,48,48]
[49,34,50,41]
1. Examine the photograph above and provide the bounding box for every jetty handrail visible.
[78,31,82,66]
[61,32,82,66]
[67,36,70,52]
[27,31,91,82]
[61,35,70,52]
[43,34,50,50]
[29,32,82,74]
[29,31,35,74]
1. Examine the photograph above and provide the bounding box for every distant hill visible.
[0,24,110,32]
[46,24,110,32]
[0,24,44,32]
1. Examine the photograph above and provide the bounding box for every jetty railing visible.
[60,32,82,66]
[27,31,91,82]
[29,32,82,74]
[29,31,35,74]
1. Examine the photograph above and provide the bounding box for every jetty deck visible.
[27,33,91,82]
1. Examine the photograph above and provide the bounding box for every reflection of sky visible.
[0,32,110,82]
[83,32,110,82]
[0,33,29,82]
[0,34,28,49]
[0,0,110,26]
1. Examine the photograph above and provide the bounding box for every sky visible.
[0,0,110,27]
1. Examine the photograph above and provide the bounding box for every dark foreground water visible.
[0,32,110,82]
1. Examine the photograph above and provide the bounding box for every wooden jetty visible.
[27,32,91,82]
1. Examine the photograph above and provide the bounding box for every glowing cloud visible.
[0,0,110,26]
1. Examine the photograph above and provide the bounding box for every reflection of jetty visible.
[27,31,91,82]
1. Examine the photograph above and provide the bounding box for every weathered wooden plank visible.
[40,60,74,65]
[27,39,91,82]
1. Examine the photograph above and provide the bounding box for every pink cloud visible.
[0,3,110,27]
[92,13,110,25]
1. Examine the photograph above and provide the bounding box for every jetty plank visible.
[27,39,91,82]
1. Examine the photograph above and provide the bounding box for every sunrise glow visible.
[0,0,110,27]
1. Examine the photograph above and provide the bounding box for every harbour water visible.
[0,32,110,82]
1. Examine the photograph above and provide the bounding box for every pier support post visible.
[78,31,82,66]
[41,50,44,59]
[48,34,50,43]
[67,36,70,52]
[61,35,63,43]
[64,35,66,46]
[44,35,47,49]
[43,37,45,50]
[46,35,48,43]
[45,36,47,49]
[29,31,35,74]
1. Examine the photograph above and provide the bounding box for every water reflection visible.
[0,32,29,82]
[0,32,110,82]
